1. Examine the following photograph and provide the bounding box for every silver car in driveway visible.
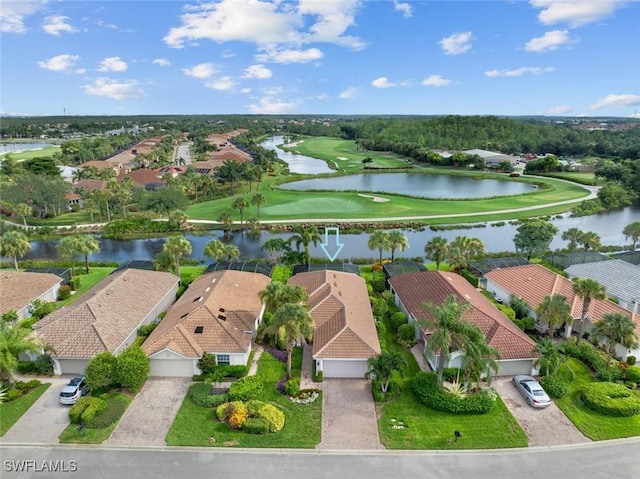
[59,375,89,405]
[512,375,551,408]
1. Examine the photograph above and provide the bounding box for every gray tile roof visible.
[565,260,640,305]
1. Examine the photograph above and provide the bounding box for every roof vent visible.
[193,296,203,302]
[217,314,227,321]
[180,312,189,319]
[205,287,211,292]
[219,308,225,312]
[194,326,204,334]
[338,291,342,296]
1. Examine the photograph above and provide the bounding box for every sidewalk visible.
[410,339,430,371]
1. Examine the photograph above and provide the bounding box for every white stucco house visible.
[0,271,63,320]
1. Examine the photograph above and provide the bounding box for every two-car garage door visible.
[321,359,369,379]
[149,359,196,377]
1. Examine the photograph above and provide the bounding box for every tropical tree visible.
[13,203,32,228]
[590,312,639,366]
[0,321,44,382]
[57,235,79,275]
[387,230,409,262]
[261,238,289,264]
[262,303,314,379]
[162,234,192,278]
[217,211,233,234]
[533,338,562,376]
[259,282,308,314]
[0,230,31,271]
[447,236,484,272]
[513,219,558,260]
[578,231,601,252]
[365,351,407,393]
[288,225,322,266]
[232,197,249,229]
[573,277,606,341]
[75,234,100,274]
[83,197,99,223]
[623,221,640,250]
[424,236,449,270]
[367,230,390,264]
[223,244,240,262]
[204,239,227,262]
[168,209,188,231]
[251,193,266,221]
[536,294,572,338]
[561,227,584,251]
[461,339,500,386]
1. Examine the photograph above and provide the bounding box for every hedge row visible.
[188,383,229,408]
[581,382,640,417]
[68,397,106,424]
[412,372,495,414]
[560,338,622,381]
[228,376,264,401]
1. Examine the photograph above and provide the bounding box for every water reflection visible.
[260,136,334,174]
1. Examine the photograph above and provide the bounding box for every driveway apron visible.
[105,377,191,447]
[316,379,384,450]
[0,377,70,444]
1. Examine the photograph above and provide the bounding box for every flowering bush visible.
[258,403,285,432]
[228,408,248,429]
[290,390,320,405]
[216,400,285,434]
[267,348,288,363]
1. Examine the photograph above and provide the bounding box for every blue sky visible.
[1,0,639,117]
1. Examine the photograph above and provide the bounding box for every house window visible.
[217,354,230,365]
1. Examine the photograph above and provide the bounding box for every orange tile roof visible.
[485,264,640,338]
[0,272,63,316]
[389,271,537,360]
[121,169,164,186]
[288,271,381,359]
[142,270,270,358]
[34,269,179,358]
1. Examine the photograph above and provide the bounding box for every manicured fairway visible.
[1,145,61,160]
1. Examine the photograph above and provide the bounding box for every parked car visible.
[512,375,551,408]
[59,375,89,405]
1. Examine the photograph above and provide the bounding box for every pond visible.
[0,143,53,154]
[260,136,334,174]
[279,172,534,199]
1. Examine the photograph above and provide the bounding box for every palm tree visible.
[168,209,188,231]
[579,231,601,252]
[623,221,640,250]
[162,234,192,279]
[259,282,308,314]
[387,230,409,262]
[0,321,44,383]
[573,277,606,341]
[57,235,79,275]
[365,351,407,393]
[367,230,390,264]
[288,225,322,267]
[561,227,584,251]
[262,303,314,379]
[217,211,233,234]
[117,177,135,218]
[251,193,266,221]
[461,339,500,386]
[204,239,226,262]
[223,244,240,262]
[13,203,32,228]
[232,197,249,229]
[447,236,485,273]
[0,231,31,271]
[536,294,572,338]
[533,338,562,376]
[590,313,639,366]
[83,197,99,223]
[75,234,100,274]
[261,238,289,264]
[424,236,449,270]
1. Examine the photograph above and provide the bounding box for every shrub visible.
[258,403,285,432]
[371,270,386,293]
[522,316,537,331]
[595,365,624,382]
[33,354,54,375]
[375,320,386,337]
[626,366,640,383]
[189,383,228,408]
[581,382,640,417]
[412,372,495,414]
[28,299,55,320]
[69,277,81,291]
[441,368,460,383]
[267,348,288,364]
[197,353,217,375]
[460,269,478,287]
[137,323,158,338]
[509,295,530,320]
[85,352,117,393]
[216,401,248,422]
[57,285,72,300]
[246,400,267,416]
[88,395,128,429]
[17,361,35,374]
[627,356,637,366]
[228,408,248,429]
[68,397,106,424]
[228,376,264,401]
[217,365,248,378]
[371,380,401,403]
[496,304,516,321]
[6,388,21,402]
[540,374,570,399]
[242,417,270,434]
[397,323,417,347]
[390,312,407,332]
[284,378,300,397]
[115,345,150,393]
[560,338,611,372]
[290,389,321,405]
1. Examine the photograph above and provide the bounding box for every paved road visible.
[174,143,193,165]
[1,440,638,479]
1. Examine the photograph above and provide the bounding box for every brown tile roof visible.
[73,179,107,191]
[485,264,640,339]
[389,271,537,360]
[80,160,117,171]
[0,272,63,316]
[34,269,179,358]
[288,271,381,359]
[121,169,164,186]
[142,270,270,358]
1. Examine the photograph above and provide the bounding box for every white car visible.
[512,375,551,408]
[59,376,89,405]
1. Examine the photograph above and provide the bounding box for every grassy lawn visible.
[166,351,322,447]
[57,267,115,307]
[555,358,640,440]
[58,392,133,444]
[2,145,61,161]
[538,172,605,186]
[0,383,51,436]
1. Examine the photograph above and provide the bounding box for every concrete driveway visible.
[104,377,190,447]
[316,379,384,450]
[0,376,71,444]
[492,377,590,447]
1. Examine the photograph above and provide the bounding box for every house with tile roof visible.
[288,271,381,378]
[142,270,270,377]
[33,269,179,375]
[389,271,538,376]
[0,271,63,320]
[484,264,640,360]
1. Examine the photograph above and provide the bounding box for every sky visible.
[1,0,639,117]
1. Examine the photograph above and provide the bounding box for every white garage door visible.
[150,359,195,377]
[497,359,533,377]
[322,359,369,378]
[59,359,89,375]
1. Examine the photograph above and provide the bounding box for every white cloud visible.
[0,0,45,33]
[222,50,235,58]
[439,31,472,55]
[525,30,575,52]
[42,15,77,36]
[484,66,555,77]
[255,48,323,64]
[164,0,364,50]
[82,78,145,100]
[205,76,237,91]
[36,54,80,72]
[339,86,357,99]
[248,96,298,114]
[371,77,409,88]
[75,68,86,74]
[182,63,217,79]
[152,58,171,67]
[243,64,272,79]
[97,56,128,72]
[631,112,640,119]
[547,105,572,114]
[530,0,627,28]
[590,94,640,110]
[393,1,413,18]
[421,75,452,87]
[241,87,252,94]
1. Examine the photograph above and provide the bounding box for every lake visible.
[0,143,53,154]
[260,136,334,174]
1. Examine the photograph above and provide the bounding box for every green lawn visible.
[166,351,322,448]
[538,172,605,186]
[555,358,640,440]
[0,383,51,436]
[57,267,115,307]
[2,145,61,161]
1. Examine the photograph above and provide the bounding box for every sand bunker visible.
[358,193,390,203]
[336,156,349,160]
